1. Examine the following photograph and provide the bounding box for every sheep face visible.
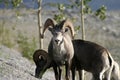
[49,27,68,46]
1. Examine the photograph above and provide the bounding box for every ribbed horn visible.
[42,18,55,38]
[62,19,75,39]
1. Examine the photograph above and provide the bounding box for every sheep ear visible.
[48,27,54,35]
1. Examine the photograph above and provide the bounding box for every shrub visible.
[17,32,37,60]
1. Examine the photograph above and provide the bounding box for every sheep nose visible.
[55,39,60,44]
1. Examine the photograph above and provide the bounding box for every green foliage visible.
[11,0,23,7]
[0,0,9,7]
[95,5,107,20]
[84,0,92,4]
[54,14,66,23]
[70,0,106,18]
[0,0,22,8]
[17,32,37,60]
[83,5,92,14]
[58,4,66,12]
[53,0,107,26]
[53,4,66,23]
[75,25,80,32]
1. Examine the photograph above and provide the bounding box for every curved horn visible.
[42,18,55,38]
[62,19,75,39]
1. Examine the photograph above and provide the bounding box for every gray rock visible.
[0,45,55,80]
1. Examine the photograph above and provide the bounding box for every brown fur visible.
[33,49,51,78]
[42,18,75,80]
[33,39,114,80]
[71,39,114,80]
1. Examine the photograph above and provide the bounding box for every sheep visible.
[33,39,115,80]
[41,18,75,80]
[102,61,120,80]
[71,39,114,80]
[33,49,51,78]
[111,61,120,80]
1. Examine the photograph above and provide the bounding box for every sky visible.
[0,0,120,11]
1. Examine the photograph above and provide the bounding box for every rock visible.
[0,45,55,80]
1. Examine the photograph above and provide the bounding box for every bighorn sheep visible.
[33,39,115,80]
[41,18,75,80]
[33,49,51,78]
[111,61,120,80]
[71,39,114,80]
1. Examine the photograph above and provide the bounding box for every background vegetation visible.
[0,0,119,63]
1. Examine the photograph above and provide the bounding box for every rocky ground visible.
[0,45,55,80]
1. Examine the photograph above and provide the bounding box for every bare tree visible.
[81,0,85,40]
[81,0,85,79]
[37,0,43,49]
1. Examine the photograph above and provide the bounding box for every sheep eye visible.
[53,31,57,36]
[65,28,68,32]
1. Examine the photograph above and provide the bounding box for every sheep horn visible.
[41,18,55,38]
[62,19,75,39]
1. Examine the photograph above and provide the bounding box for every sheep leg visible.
[103,67,113,80]
[53,66,59,80]
[111,62,120,80]
[92,73,102,80]
[103,70,111,80]
[92,71,107,80]
[78,70,84,80]
[58,66,62,80]
[65,61,71,80]
[102,62,113,80]
[71,65,75,80]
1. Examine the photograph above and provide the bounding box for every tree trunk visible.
[81,0,85,80]
[37,0,43,49]
[81,0,85,40]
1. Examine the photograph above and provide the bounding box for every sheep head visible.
[33,49,51,79]
[42,18,74,38]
